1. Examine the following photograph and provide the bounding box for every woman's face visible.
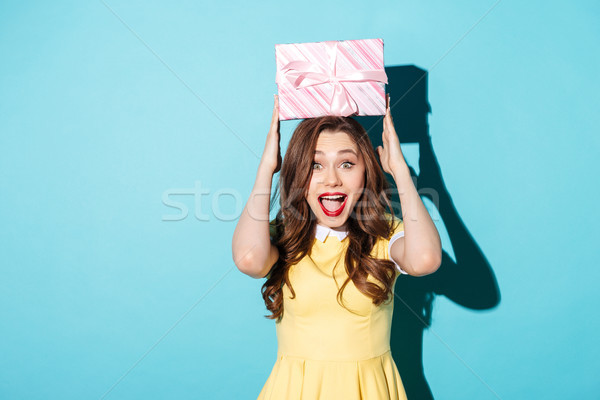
[305,129,366,230]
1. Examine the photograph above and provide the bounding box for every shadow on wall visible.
[356,65,501,400]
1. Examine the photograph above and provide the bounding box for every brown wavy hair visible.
[261,116,398,322]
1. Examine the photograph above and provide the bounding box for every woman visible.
[232,94,442,399]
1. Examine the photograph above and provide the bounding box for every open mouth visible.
[318,192,348,217]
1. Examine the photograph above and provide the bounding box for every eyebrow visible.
[314,149,358,157]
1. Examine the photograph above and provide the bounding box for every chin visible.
[317,206,354,229]
[321,216,349,228]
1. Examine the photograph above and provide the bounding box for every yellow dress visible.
[258,216,408,400]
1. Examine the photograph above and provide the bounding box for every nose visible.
[323,166,342,187]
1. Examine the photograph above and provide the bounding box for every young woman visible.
[232,94,442,400]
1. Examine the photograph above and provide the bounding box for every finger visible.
[270,94,279,130]
[382,121,389,142]
[383,109,390,135]
[383,107,390,129]
[271,95,278,119]
[384,108,395,138]
[275,95,281,132]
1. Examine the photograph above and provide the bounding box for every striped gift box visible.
[275,38,388,121]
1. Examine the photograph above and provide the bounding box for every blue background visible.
[1,1,598,399]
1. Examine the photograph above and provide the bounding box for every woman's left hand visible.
[377,95,407,175]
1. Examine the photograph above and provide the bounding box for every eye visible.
[341,161,354,169]
[312,162,322,170]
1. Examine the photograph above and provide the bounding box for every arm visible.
[231,96,281,279]
[377,96,442,276]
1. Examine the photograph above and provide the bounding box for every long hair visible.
[261,116,398,322]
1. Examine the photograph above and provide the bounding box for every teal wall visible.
[1,1,598,399]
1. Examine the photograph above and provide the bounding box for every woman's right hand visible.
[260,95,282,174]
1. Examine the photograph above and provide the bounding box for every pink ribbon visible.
[276,41,388,116]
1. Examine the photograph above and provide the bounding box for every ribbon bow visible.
[276,41,388,117]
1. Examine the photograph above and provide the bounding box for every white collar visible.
[315,223,348,242]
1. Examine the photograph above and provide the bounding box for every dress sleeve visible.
[386,214,409,275]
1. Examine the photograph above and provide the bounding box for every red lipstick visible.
[318,192,348,217]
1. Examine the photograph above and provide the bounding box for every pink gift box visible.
[275,38,388,121]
